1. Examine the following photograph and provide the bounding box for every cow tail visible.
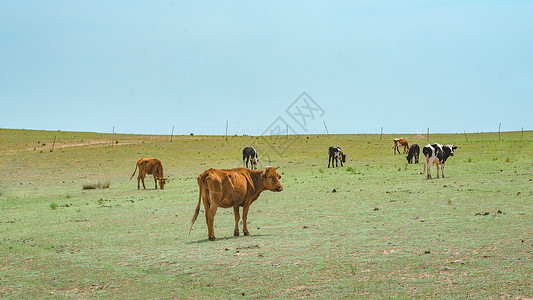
[129,163,138,180]
[189,171,209,235]
[188,192,202,236]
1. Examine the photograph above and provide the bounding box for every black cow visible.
[422,143,457,179]
[328,146,346,168]
[406,144,420,164]
[242,147,258,170]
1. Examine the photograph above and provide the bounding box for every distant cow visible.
[328,146,346,168]
[189,167,283,241]
[242,147,259,170]
[393,138,409,154]
[129,158,167,189]
[406,144,420,164]
[423,144,457,179]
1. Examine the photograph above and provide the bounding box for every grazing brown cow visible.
[189,166,283,241]
[393,138,409,154]
[129,158,167,189]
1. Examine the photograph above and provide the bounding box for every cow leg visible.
[233,207,240,236]
[426,157,432,179]
[242,204,251,236]
[153,174,158,189]
[206,204,218,241]
[137,176,141,189]
[141,175,147,189]
[441,165,445,178]
[328,156,331,168]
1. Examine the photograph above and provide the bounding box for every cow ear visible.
[453,146,457,150]
[261,170,267,178]
[274,166,280,170]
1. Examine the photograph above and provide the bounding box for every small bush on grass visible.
[82,181,110,190]
[50,203,58,210]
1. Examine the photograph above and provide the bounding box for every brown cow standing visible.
[129,158,167,189]
[189,166,283,241]
[393,138,409,154]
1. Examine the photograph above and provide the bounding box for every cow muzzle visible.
[275,185,283,192]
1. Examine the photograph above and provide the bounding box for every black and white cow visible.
[242,147,259,170]
[328,146,346,168]
[406,144,420,164]
[422,144,457,179]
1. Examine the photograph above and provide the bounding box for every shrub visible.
[82,181,110,190]
[50,203,58,210]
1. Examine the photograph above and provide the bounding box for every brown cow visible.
[129,158,167,189]
[393,138,409,154]
[189,166,283,241]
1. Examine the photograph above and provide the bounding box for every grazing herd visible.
[130,138,456,241]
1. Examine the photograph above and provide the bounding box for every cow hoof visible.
[243,231,250,236]
[209,236,216,241]
[234,231,240,237]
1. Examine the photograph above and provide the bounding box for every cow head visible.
[250,157,258,170]
[444,145,457,157]
[261,166,283,192]
[157,177,168,189]
[342,154,346,163]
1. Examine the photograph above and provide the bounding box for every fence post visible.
[170,126,174,142]
[499,123,501,142]
[225,121,228,138]
[51,135,57,152]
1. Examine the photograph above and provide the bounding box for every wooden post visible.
[51,135,57,152]
[380,127,383,140]
[170,126,175,142]
[499,123,501,142]
[464,131,468,142]
[225,121,228,138]
[427,128,430,141]
[323,121,329,136]
[522,127,524,139]
[112,126,115,146]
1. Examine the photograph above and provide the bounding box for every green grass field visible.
[1,128,532,299]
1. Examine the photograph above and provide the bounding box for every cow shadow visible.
[186,233,271,244]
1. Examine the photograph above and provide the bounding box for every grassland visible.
[0,128,532,299]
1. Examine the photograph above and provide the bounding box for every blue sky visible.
[1,1,532,135]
